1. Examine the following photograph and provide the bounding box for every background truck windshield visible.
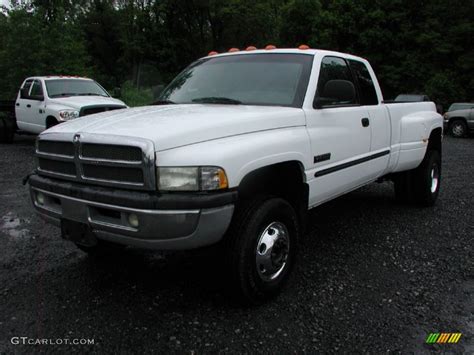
[45,79,109,98]
[159,54,313,108]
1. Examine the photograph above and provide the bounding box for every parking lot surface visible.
[0,135,472,353]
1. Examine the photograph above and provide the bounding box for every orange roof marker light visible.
[298,44,310,50]
[246,46,257,51]
[208,51,218,56]
[228,47,240,52]
[265,44,277,50]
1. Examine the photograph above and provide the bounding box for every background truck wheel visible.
[225,196,299,305]
[0,116,15,143]
[449,120,467,138]
[46,116,59,129]
[394,149,441,206]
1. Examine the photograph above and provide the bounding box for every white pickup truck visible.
[15,76,127,134]
[28,49,443,303]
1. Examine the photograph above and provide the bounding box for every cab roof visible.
[27,76,92,81]
[203,48,368,63]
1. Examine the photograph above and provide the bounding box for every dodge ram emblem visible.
[73,134,81,143]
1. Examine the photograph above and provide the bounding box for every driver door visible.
[22,79,46,133]
[305,56,372,207]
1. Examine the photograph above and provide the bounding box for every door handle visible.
[16,103,20,107]
[26,104,31,108]
[361,117,370,127]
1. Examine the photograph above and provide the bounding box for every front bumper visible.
[29,175,236,250]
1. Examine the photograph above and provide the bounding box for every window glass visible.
[315,56,357,107]
[160,54,314,108]
[30,80,43,97]
[349,60,378,105]
[45,79,108,98]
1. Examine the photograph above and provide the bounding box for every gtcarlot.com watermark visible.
[11,337,95,346]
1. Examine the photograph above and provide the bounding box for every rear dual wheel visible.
[394,149,441,206]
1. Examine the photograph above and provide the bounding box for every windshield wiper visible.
[192,97,242,105]
[50,93,78,98]
[77,93,108,97]
[152,99,176,105]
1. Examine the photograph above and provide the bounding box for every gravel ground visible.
[0,134,472,353]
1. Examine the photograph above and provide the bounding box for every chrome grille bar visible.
[35,133,156,191]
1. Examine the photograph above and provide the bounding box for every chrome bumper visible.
[30,187,234,250]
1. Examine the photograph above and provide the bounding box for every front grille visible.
[38,141,74,157]
[35,135,155,190]
[38,158,76,176]
[82,164,144,184]
[81,143,142,162]
[81,106,124,117]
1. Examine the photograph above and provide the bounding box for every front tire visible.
[450,120,467,138]
[226,196,299,304]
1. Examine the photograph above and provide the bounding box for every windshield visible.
[45,79,109,98]
[159,54,314,108]
[448,103,473,112]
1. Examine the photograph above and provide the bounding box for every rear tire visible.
[449,120,467,138]
[0,116,15,143]
[225,196,299,305]
[393,150,441,206]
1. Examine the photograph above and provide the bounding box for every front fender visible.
[155,127,312,188]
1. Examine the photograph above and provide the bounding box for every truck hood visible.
[47,96,126,110]
[45,104,305,151]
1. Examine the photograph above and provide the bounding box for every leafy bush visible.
[119,81,154,107]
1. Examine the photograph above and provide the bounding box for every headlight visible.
[59,110,79,120]
[157,167,228,191]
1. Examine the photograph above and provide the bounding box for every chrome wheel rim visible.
[452,123,464,136]
[256,221,290,282]
[431,164,439,193]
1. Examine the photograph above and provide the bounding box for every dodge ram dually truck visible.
[14,76,127,134]
[27,48,443,303]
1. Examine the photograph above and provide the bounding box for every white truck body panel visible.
[45,49,442,211]
[15,76,126,134]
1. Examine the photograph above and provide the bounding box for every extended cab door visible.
[305,56,372,207]
[347,59,391,179]
[15,79,46,133]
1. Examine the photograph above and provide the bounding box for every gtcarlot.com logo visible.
[11,337,95,346]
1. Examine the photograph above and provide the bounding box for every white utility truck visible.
[28,48,443,303]
[15,76,126,133]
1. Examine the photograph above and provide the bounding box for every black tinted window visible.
[30,80,43,97]
[349,60,378,105]
[315,56,357,107]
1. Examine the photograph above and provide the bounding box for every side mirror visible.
[315,80,356,108]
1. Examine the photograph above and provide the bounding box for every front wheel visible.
[450,120,467,138]
[225,197,299,305]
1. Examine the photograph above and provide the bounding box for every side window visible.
[315,56,357,108]
[30,80,44,98]
[348,60,379,105]
[20,80,33,99]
